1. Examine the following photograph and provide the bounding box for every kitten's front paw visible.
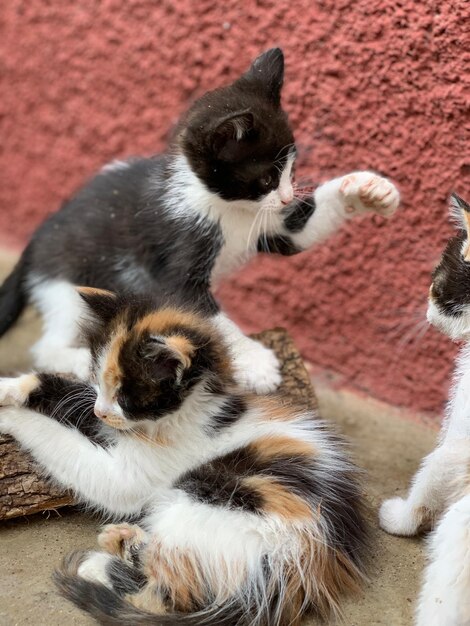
[379,497,424,536]
[0,374,38,407]
[340,173,400,218]
[233,340,282,394]
[98,523,147,561]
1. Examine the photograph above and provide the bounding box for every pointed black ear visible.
[211,110,254,160]
[77,287,118,324]
[244,48,284,104]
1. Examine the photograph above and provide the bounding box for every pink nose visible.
[94,400,111,419]
[94,405,107,419]
[280,187,294,205]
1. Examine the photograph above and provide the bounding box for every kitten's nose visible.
[280,186,294,205]
[94,399,111,420]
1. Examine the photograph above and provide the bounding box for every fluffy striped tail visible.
[417,493,470,626]
[54,551,244,626]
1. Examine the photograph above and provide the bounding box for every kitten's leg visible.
[213,313,281,393]
[283,172,400,251]
[416,493,470,626]
[379,443,465,536]
[0,375,150,516]
[29,279,91,379]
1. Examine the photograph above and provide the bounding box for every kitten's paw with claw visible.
[233,341,282,394]
[0,374,38,407]
[340,173,400,218]
[98,523,147,560]
[379,497,423,536]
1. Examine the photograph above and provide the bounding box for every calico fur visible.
[0,292,369,625]
[0,48,400,393]
[379,194,470,625]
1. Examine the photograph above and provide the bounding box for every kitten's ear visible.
[244,47,284,104]
[77,287,118,323]
[451,194,470,261]
[211,110,254,160]
[143,335,195,386]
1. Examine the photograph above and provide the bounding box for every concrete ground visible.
[0,251,438,625]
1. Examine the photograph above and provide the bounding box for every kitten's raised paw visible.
[233,341,282,394]
[0,374,38,407]
[98,523,147,559]
[340,173,400,218]
[379,497,423,536]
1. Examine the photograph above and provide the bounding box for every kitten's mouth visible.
[96,412,129,430]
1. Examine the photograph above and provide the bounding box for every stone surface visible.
[1,2,468,417]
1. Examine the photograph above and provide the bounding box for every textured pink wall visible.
[1,1,468,417]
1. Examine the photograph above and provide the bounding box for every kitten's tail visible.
[54,551,242,626]
[0,255,27,336]
[416,492,470,626]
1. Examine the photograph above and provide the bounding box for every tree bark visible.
[0,328,316,520]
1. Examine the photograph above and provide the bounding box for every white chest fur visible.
[163,155,284,285]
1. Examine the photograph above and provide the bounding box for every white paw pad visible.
[233,341,282,394]
[379,497,420,536]
[340,173,400,217]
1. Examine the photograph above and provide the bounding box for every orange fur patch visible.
[166,335,195,369]
[250,435,315,461]
[252,395,305,423]
[243,475,312,522]
[144,542,206,612]
[102,325,127,392]
[18,373,40,400]
[134,309,208,337]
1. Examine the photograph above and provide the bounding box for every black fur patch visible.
[25,374,106,446]
[176,467,264,514]
[432,232,470,316]
[208,395,247,433]
[283,196,316,233]
[257,234,301,256]
[106,557,147,595]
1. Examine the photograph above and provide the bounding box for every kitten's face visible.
[427,195,470,340]
[179,48,296,212]
[78,289,231,430]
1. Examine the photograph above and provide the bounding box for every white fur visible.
[213,313,281,393]
[289,172,400,250]
[381,288,470,622]
[77,552,114,588]
[28,277,91,379]
[100,159,133,173]
[417,494,470,626]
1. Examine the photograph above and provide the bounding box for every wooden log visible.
[0,328,316,520]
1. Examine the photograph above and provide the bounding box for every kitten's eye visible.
[260,174,272,188]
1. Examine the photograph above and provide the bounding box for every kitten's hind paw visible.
[340,173,400,218]
[379,497,426,536]
[233,340,282,394]
[98,523,147,561]
[0,374,39,407]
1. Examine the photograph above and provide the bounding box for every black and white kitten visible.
[0,289,369,624]
[0,48,400,392]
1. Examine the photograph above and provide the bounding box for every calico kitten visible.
[0,289,369,625]
[0,47,400,392]
[379,194,470,626]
